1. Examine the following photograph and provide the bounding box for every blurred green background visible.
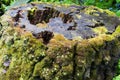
[1,0,120,16]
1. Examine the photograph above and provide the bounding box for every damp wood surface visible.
[4,2,120,42]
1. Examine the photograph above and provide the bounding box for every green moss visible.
[54,64,73,80]
[33,57,52,76]
[0,24,47,79]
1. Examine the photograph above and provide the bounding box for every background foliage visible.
[1,0,120,16]
[0,0,81,15]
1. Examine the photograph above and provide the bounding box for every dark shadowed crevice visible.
[72,43,78,80]
[28,7,73,25]
[0,22,2,27]
[67,22,77,30]
[33,76,43,80]
[87,22,104,28]
[13,10,23,22]
[33,31,54,44]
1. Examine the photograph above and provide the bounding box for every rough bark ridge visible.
[0,2,120,80]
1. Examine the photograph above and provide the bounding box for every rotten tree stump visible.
[0,2,120,80]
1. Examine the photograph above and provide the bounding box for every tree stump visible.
[0,2,120,80]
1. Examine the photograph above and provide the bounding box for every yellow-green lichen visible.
[112,25,120,37]
[84,6,103,15]
[103,9,116,16]
[92,26,108,34]
[83,6,115,16]
[28,7,37,16]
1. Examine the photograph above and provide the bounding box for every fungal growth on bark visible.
[0,2,120,80]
